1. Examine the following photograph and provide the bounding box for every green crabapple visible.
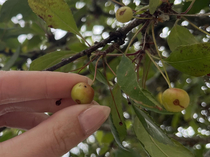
[162,88,190,112]
[115,6,133,23]
[71,82,94,104]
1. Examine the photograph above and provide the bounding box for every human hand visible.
[0,71,110,157]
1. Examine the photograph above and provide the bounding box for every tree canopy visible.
[0,0,210,156]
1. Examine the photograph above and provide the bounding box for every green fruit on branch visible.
[115,6,133,23]
[162,88,190,112]
[71,82,94,104]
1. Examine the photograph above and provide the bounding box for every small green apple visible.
[71,82,94,104]
[115,6,133,23]
[162,88,190,112]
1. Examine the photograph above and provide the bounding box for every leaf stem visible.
[134,16,153,20]
[105,57,117,76]
[125,24,145,54]
[111,0,124,6]
[167,13,210,17]
[78,35,91,47]
[182,17,210,37]
[145,50,171,88]
[151,22,171,88]
[76,55,98,73]
[92,55,103,86]
[135,5,149,15]
[182,0,195,14]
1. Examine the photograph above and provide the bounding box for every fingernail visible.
[91,101,100,105]
[78,106,110,135]
[86,77,93,85]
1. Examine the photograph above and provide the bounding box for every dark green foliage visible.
[0,0,210,156]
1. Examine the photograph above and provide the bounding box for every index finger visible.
[0,71,92,105]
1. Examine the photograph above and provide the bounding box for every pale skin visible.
[0,71,110,157]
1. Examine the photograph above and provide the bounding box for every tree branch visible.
[44,16,149,71]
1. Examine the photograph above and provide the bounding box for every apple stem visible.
[182,0,195,14]
[125,23,146,55]
[151,22,171,88]
[145,50,171,88]
[182,17,210,37]
[104,57,117,76]
[92,55,103,86]
[75,55,98,73]
[135,5,149,15]
[134,16,153,20]
[103,69,123,125]
[109,86,123,125]
[111,0,124,6]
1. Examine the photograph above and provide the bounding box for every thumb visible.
[0,104,110,157]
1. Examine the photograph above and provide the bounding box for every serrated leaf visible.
[109,84,127,150]
[149,0,162,14]
[134,117,194,157]
[89,63,109,86]
[132,105,173,145]
[117,55,170,114]
[167,25,198,51]
[30,51,76,71]
[164,43,210,77]
[2,46,20,70]
[28,0,80,36]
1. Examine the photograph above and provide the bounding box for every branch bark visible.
[44,17,149,71]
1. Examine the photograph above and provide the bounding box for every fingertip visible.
[78,105,110,135]
[0,105,110,157]
[86,77,93,86]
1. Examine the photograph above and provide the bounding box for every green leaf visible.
[132,105,173,145]
[134,117,194,157]
[167,25,198,51]
[2,46,20,70]
[0,0,34,22]
[0,41,6,51]
[164,43,210,77]
[4,38,20,50]
[117,55,170,114]
[141,53,151,88]
[112,148,141,157]
[109,84,127,150]
[101,132,114,144]
[28,0,80,36]
[95,131,103,144]
[182,0,210,14]
[0,27,34,39]
[30,50,76,71]
[149,0,162,14]
[99,144,109,156]
[0,129,17,142]
[89,63,109,86]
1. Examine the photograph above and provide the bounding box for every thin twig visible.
[44,17,149,71]
[182,0,195,14]
[151,22,171,88]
